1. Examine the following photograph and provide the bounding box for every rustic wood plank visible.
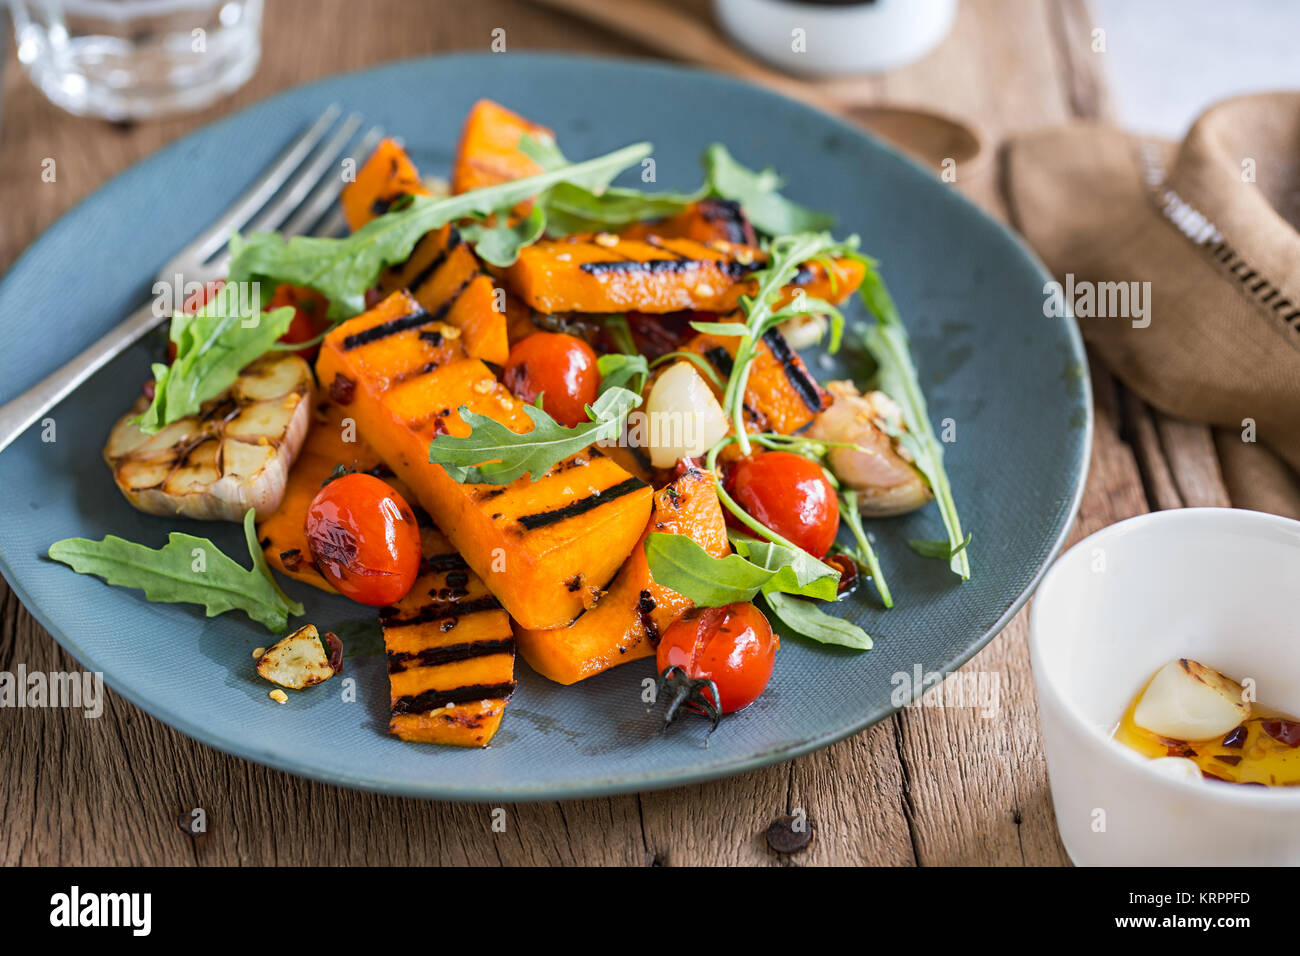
[1124,397,1184,510]
[1214,428,1300,519]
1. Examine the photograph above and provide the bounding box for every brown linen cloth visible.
[1005,91,1300,514]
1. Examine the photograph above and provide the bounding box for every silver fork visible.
[0,104,383,454]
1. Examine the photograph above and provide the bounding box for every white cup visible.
[712,0,958,77]
[1029,507,1300,866]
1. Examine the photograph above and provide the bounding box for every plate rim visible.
[0,50,1092,801]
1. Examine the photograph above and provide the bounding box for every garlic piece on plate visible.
[256,624,335,690]
[644,361,729,469]
[1132,659,1250,741]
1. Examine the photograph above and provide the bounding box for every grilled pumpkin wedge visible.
[617,199,757,247]
[257,400,387,592]
[515,465,729,685]
[341,137,430,232]
[501,235,866,314]
[682,319,830,436]
[104,352,313,522]
[451,98,553,196]
[379,225,509,365]
[383,524,516,747]
[316,290,654,630]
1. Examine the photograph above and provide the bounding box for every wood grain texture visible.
[3,0,1263,867]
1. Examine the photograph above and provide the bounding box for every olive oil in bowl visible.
[1115,659,1300,787]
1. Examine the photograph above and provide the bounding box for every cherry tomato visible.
[725,451,840,558]
[305,474,421,606]
[502,332,600,427]
[657,602,778,714]
[267,283,330,361]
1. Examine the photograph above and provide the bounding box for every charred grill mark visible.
[418,329,444,347]
[380,594,502,628]
[628,442,652,472]
[307,520,357,566]
[720,258,764,280]
[386,637,515,673]
[516,476,650,530]
[762,327,825,412]
[420,552,468,575]
[405,227,462,293]
[427,275,477,323]
[580,258,707,277]
[370,192,411,217]
[704,346,735,377]
[637,589,660,648]
[279,548,304,572]
[390,681,517,714]
[342,307,432,349]
[699,198,752,245]
[393,360,448,384]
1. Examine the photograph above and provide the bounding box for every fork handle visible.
[0,300,164,454]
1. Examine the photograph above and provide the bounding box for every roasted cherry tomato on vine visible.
[657,601,778,718]
[305,473,421,606]
[267,283,330,360]
[725,451,840,558]
[502,331,600,427]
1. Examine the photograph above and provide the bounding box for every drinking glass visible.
[9,0,263,121]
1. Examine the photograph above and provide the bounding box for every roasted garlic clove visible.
[1133,659,1251,741]
[256,624,335,690]
[103,352,313,522]
[806,380,933,517]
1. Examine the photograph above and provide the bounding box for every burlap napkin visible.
[1005,91,1300,515]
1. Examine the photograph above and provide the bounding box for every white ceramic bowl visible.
[712,0,957,77]
[1030,508,1300,866]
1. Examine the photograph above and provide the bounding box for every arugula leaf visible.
[840,489,893,609]
[908,535,972,559]
[427,386,641,484]
[642,533,776,606]
[596,352,649,397]
[541,183,698,237]
[134,283,294,433]
[458,204,546,268]
[728,532,839,601]
[518,132,568,171]
[855,259,971,580]
[702,144,835,236]
[519,133,699,236]
[47,510,304,632]
[760,591,872,650]
[718,232,858,456]
[643,532,838,607]
[228,140,653,314]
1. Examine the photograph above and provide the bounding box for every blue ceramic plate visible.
[0,54,1089,800]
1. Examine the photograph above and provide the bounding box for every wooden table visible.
[4,0,1296,866]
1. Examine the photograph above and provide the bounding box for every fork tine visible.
[191,104,342,264]
[240,112,364,238]
[311,208,349,239]
[280,124,385,237]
